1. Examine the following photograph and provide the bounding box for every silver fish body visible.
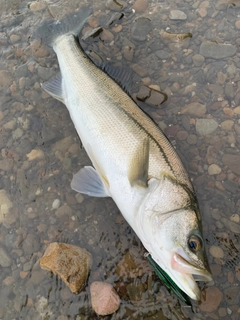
[37,8,212,300]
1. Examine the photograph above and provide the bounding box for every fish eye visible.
[188,235,202,252]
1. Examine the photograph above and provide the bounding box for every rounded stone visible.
[169,10,187,20]
[90,282,120,316]
[209,245,224,259]
[196,119,218,136]
[208,164,221,175]
[235,20,240,29]
[199,287,223,312]
[132,0,149,13]
[52,199,61,210]
[192,54,205,67]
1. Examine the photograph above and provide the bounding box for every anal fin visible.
[71,166,110,197]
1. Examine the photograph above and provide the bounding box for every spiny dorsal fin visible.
[128,138,149,187]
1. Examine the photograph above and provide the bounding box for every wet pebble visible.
[0,190,13,222]
[55,204,72,217]
[26,149,44,161]
[221,218,240,234]
[224,287,240,305]
[126,282,145,304]
[221,120,234,131]
[187,134,197,145]
[177,130,188,141]
[10,34,20,43]
[222,154,240,175]
[179,102,206,117]
[155,50,170,60]
[235,20,240,29]
[200,41,237,59]
[122,45,134,61]
[29,1,47,11]
[200,286,223,312]
[222,180,239,193]
[0,70,12,86]
[209,245,224,259]
[131,64,148,77]
[169,10,187,20]
[0,245,12,267]
[132,0,149,13]
[52,199,61,210]
[225,83,234,99]
[90,282,120,316]
[192,54,205,67]
[208,164,221,175]
[131,17,152,41]
[196,119,218,136]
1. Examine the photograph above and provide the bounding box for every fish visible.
[36,7,212,301]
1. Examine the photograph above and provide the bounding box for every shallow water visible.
[0,0,240,319]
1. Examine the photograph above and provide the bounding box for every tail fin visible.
[35,7,92,47]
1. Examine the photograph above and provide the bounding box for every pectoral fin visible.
[128,138,149,187]
[41,72,64,102]
[71,166,110,197]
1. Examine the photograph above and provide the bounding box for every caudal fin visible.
[35,7,92,47]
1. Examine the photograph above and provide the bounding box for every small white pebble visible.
[52,199,61,210]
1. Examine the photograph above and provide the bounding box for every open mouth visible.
[171,252,212,282]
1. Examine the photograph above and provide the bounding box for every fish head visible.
[137,177,212,300]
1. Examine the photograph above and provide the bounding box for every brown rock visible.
[100,29,114,42]
[40,242,92,293]
[200,286,223,312]
[222,154,240,175]
[179,102,206,117]
[132,0,148,13]
[90,282,120,316]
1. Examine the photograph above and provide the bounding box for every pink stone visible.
[90,281,120,316]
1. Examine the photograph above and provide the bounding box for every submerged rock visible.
[196,119,218,136]
[40,242,92,293]
[200,286,223,312]
[200,41,237,59]
[0,190,13,223]
[90,281,120,316]
[131,17,152,41]
[169,10,187,20]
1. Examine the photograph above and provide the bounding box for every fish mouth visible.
[169,252,213,300]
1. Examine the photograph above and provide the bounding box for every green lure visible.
[146,254,192,306]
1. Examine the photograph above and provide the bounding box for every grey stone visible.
[222,180,239,193]
[221,218,240,234]
[225,83,234,99]
[21,233,40,256]
[155,50,170,60]
[192,54,205,67]
[131,17,152,41]
[180,102,206,117]
[0,245,11,267]
[169,10,187,20]
[200,41,237,59]
[222,154,240,175]
[196,119,218,136]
